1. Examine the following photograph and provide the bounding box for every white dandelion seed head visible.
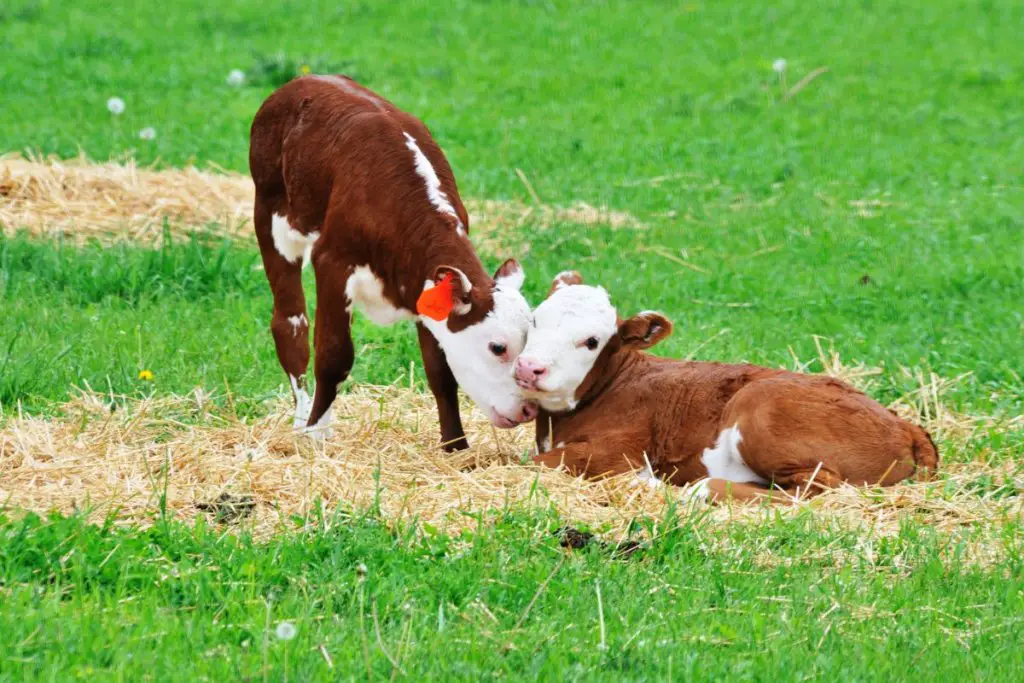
[227,69,246,86]
[275,621,297,641]
[356,562,368,578]
[107,97,126,115]
[772,59,787,74]
[138,127,156,141]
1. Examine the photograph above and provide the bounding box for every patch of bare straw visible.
[2,355,1021,566]
[0,153,642,252]
[0,385,693,542]
[0,152,254,244]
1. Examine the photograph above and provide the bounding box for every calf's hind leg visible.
[305,249,355,438]
[254,197,311,427]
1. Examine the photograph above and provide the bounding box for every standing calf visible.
[514,272,939,501]
[249,76,536,449]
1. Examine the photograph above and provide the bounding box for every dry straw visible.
[1,361,1020,566]
[0,153,641,252]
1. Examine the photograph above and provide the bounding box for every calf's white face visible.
[421,262,537,428]
[515,283,618,412]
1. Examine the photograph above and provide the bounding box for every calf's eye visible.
[489,342,507,356]
[585,337,599,351]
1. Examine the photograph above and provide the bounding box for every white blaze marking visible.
[271,214,319,266]
[346,265,415,325]
[519,285,618,413]
[403,132,465,234]
[700,425,767,484]
[418,275,532,427]
[287,314,308,336]
[289,374,312,428]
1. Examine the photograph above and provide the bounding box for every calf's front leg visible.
[417,323,469,451]
[533,442,644,480]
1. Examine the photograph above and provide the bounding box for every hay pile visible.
[2,373,1020,565]
[0,154,641,251]
[0,386,694,540]
[0,153,254,243]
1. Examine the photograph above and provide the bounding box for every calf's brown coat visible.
[531,276,939,501]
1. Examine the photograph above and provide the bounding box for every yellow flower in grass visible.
[138,369,154,381]
[300,64,311,75]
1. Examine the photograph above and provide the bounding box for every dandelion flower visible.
[772,59,787,74]
[138,127,156,141]
[107,97,126,115]
[300,64,311,75]
[226,69,246,86]
[138,369,154,381]
[275,621,297,641]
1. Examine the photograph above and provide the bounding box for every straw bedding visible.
[1,376,1019,566]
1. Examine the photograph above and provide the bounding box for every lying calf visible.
[513,272,939,502]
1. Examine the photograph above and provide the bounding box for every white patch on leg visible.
[540,434,552,452]
[271,214,319,267]
[700,425,767,484]
[402,132,464,233]
[289,374,312,428]
[304,401,334,441]
[287,314,308,336]
[346,265,415,325]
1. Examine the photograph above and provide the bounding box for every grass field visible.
[2,0,1024,679]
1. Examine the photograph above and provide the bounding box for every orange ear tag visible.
[416,273,456,321]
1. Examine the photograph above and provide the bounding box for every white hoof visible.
[682,479,711,505]
[297,405,333,441]
[631,463,665,489]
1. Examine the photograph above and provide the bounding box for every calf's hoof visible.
[442,436,470,452]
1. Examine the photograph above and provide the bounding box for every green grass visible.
[2,0,1024,679]
[3,510,1023,681]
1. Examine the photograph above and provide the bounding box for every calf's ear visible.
[418,265,473,319]
[618,311,673,349]
[494,259,525,291]
[546,270,584,298]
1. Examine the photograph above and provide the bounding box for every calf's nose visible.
[514,358,548,385]
[521,402,539,421]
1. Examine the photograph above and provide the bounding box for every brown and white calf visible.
[249,75,536,449]
[513,273,939,501]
